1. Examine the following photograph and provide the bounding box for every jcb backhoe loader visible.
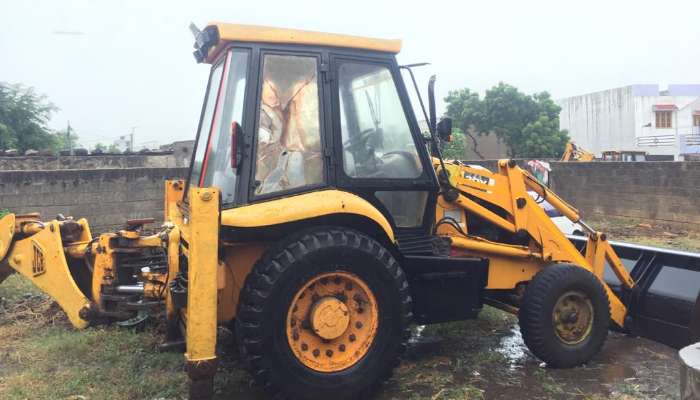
[561,141,595,161]
[1,23,699,400]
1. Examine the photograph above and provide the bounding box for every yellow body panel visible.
[220,189,395,243]
[6,221,91,328]
[220,243,267,322]
[183,187,220,363]
[0,214,15,276]
[207,23,401,63]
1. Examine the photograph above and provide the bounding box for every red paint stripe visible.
[199,51,231,187]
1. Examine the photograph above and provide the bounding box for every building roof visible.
[205,23,402,61]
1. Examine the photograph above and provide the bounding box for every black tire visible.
[235,227,412,399]
[518,263,610,368]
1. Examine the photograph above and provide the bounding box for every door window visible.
[338,62,423,179]
[254,54,323,195]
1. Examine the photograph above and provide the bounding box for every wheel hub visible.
[553,290,594,345]
[286,271,379,372]
[310,297,350,340]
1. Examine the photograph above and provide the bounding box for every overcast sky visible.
[1,0,698,148]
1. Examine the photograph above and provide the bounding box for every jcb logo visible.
[463,172,492,186]
[32,241,45,277]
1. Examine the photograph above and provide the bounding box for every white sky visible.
[1,0,698,148]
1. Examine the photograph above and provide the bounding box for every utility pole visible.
[129,126,136,152]
[67,121,73,155]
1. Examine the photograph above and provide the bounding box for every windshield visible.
[188,49,250,205]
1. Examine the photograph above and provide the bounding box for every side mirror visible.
[437,118,453,142]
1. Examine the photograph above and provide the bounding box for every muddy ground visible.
[0,216,693,399]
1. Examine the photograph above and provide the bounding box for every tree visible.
[445,82,569,158]
[443,88,487,159]
[94,142,106,152]
[0,82,58,152]
[440,129,468,160]
[52,128,81,152]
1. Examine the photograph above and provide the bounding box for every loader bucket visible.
[568,235,700,348]
[0,213,16,285]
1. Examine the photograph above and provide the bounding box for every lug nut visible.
[349,334,356,342]
[326,349,333,357]
[301,343,308,351]
[355,321,363,329]
[338,344,346,352]
[313,349,320,357]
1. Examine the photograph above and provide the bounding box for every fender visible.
[220,189,395,243]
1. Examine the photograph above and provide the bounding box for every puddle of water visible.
[495,325,526,369]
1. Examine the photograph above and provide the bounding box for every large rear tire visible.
[236,227,412,399]
[519,263,610,368]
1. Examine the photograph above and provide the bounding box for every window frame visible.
[655,110,673,129]
[693,114,700,127]
[185,46,256,209]
[184,52,229,205]
[247,48,329,203]
[329,55,435,188]
[329,53,438,233]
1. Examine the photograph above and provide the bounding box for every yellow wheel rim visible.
[552,290,594,345]
[286,271,379,372]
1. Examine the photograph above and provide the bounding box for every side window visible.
[190,59,226,189]
[254,54,323,195]
[338,62,423,179]
[201,50,249,204]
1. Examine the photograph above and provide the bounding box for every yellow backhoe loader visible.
[561,141,595,161]
[2,23,699,400]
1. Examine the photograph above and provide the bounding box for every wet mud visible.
[216,307,679,399]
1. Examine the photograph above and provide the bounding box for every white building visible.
[558,85,700,160]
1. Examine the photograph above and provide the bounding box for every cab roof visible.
[197,23,402,63]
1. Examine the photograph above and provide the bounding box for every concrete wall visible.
[0,168,188,234]
[0,153,189,171]
[550,161,700,228]
[466,159,700,229]
[1,161,698,235]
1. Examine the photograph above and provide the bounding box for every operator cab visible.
[186,23,441,238]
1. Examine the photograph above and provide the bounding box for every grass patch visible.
[587,215,700,252]
[0,274,188,400]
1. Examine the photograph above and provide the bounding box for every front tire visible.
[519,263,610,368]
[236,227,412,399]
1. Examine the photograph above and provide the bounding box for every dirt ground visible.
[0,216,695,400]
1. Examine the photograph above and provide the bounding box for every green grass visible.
[0,274,186,400]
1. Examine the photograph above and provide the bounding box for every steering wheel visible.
[343,128,383,175]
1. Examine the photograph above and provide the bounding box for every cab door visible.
[329,53,438,240]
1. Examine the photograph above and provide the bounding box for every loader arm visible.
[438,159,635,326]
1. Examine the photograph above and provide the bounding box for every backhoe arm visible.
[0,213,94,328]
